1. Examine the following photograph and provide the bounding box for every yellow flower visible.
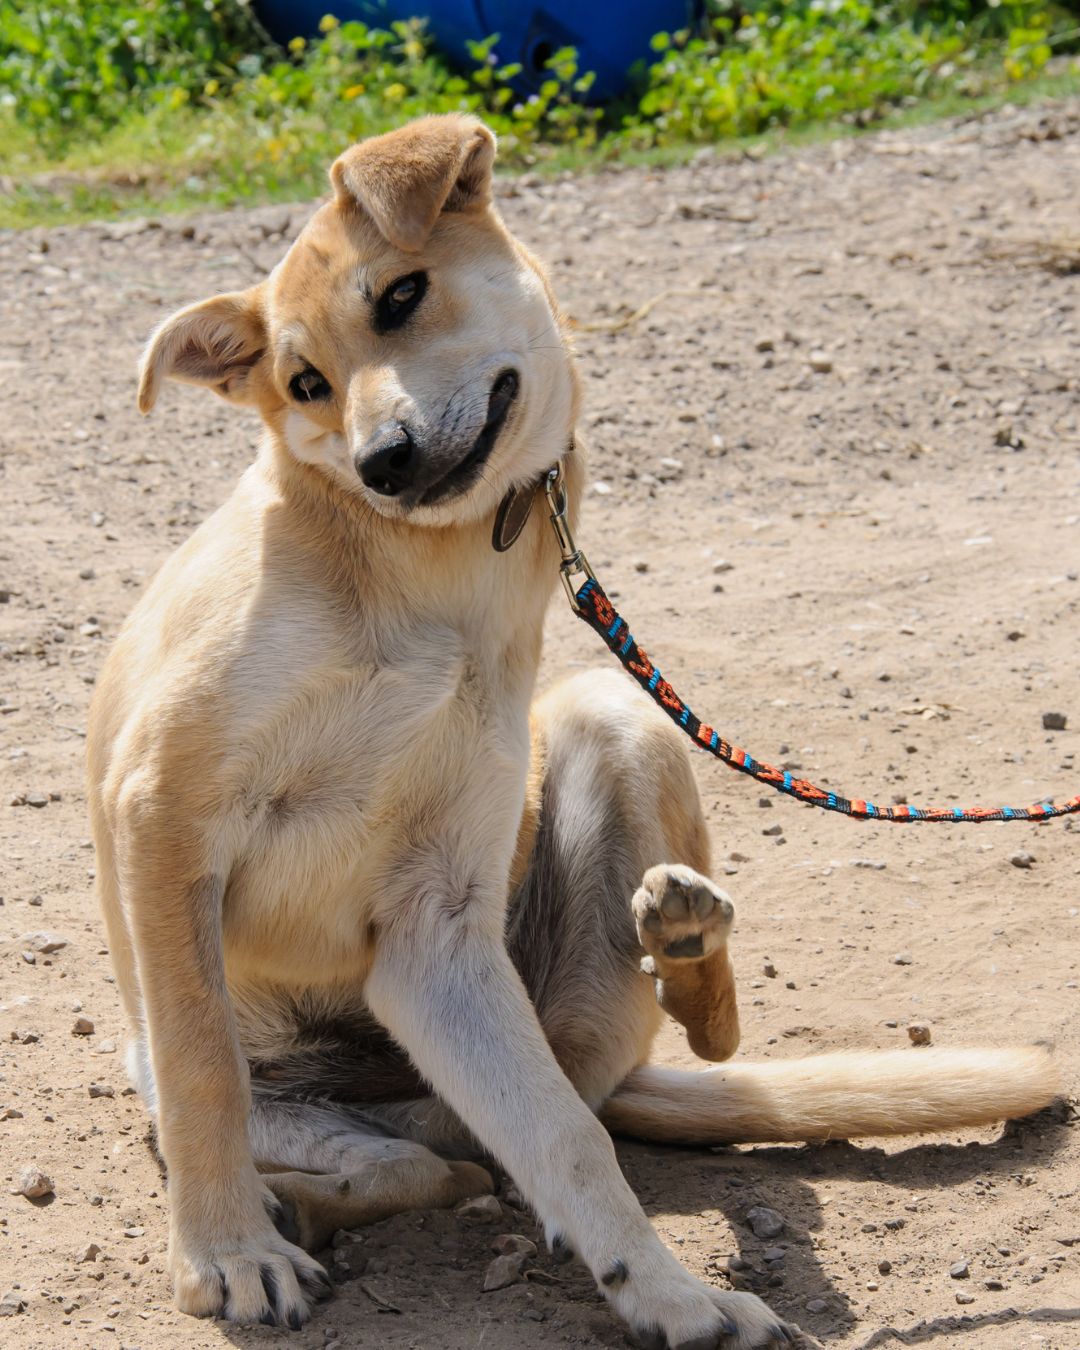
[203,78,219,97]
[319,14,339,33]
[343,84,365,100]
[384,82,407,101]
[288,36,306,54]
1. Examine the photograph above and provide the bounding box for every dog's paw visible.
[171,1226,332,1328]
[633,864,734,966]
[628,1287,794,1349]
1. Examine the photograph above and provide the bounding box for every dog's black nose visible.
[356,421,417,497]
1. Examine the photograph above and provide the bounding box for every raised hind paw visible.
[633,864,734,967]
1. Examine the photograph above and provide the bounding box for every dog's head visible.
[138,115,579,525]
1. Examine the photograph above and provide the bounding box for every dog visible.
[87,114,1059,1348]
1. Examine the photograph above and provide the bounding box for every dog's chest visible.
[221,618,532,984]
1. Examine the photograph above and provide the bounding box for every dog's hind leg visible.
[510,668,741,1100]
[249,1095,492,1251]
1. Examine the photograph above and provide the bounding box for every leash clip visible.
[544,465,594,612]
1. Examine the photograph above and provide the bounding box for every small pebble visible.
[72,1017,95,1036]
[763,961,778,979]
[491,1234,536,1256]
[1009,852,1035,870]
[746,1206,785,1239]
[878,1259,892,1275]
[955,1292,975,1305]
[77,1244,101,1264]
[12,1166,54,1199]
[88,1083,114,1099]
[1042,712,1067,731]
[809,351,833,373]
[893,952,913,966]
[762,823,783,837]
[482,1252,528,1291]
[456,1194,502,1224]
[950,1260,970,1279]
[806,1298,828,1313]
[907,1022,932,1046]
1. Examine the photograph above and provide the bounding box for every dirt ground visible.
[2,99,1079,1350]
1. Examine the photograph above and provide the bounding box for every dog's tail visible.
[599,1045,1059,1144]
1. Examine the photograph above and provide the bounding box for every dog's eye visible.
[374,271,428,333]
[289,367,331,402]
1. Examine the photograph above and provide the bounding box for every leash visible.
[531,465,1079,825]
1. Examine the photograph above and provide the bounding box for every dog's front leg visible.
[366,914,791,1349]
[123,864,330,1325]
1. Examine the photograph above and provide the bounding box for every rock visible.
[591,480,612,496]
[72,1016,95,1036]
[763,961,778,979]
[763,1247,785,1262]
[805,1298,828,1313]
[1042,712,1066,731]
[656,457,684,482]
[762,824,783,837]
[955,1291,975,1305]
[491,1234,537,1257]
[633,560,649,573]
[950,1260,970,1279]
[754,336,776,352]
[809,351,833,373]
[88,1082,114,1099]
[1,1107,24,1120]
[907,1022,932,1046]
[712,559,734,574]
[0,1290,27,1316]
[482,1251,528,1291]
[1009,852,1035,870]
[78,567,95,580]
[878,1259,892,1275]
[12,1166,54,1199]
[92,1039,117,1055]
[77,1244,101,1264]
[21,932,67,954]
[746,1206,784,1239]
[456,1194,502,1224]
[893,952,913,966]
[25,792,48,809]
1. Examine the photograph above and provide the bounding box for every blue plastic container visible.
[255,2,699,102]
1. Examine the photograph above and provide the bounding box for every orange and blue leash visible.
[533,462,1078,826]
[572,575,1079,824]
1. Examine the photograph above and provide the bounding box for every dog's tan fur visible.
[87,115,1059,1348]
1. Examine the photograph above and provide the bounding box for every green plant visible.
[1,2,1078,228]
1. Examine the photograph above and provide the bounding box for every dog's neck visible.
[256,433,582,665]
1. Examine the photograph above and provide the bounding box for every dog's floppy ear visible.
[137,285,268,414]
[330,114,497,253]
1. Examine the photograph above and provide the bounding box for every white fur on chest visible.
[220,613,533,987]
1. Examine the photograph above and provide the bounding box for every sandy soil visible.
[1,99,1079,1350]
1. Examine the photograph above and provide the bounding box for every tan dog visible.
[87,115,1059,1349]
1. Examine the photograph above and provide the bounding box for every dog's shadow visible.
[615,1101,1072,1343]
[202,1106,1069,1349]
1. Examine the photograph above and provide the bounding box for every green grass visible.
[2,3,1078,230]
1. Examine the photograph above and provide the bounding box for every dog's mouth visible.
[419,370,519,507]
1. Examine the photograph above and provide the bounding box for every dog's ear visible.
[330,114,497,253]
[137,285,268,414]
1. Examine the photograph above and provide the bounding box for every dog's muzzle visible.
[355,370,519,507]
